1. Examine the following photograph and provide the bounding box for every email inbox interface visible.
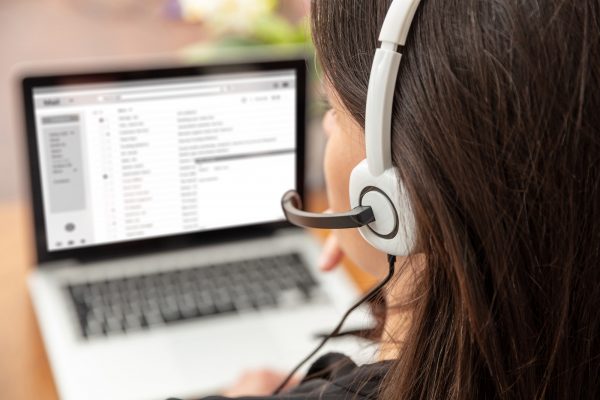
[33,70,297,251]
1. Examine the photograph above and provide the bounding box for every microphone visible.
[281,190,375,229]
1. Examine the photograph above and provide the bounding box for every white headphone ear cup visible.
[349,160,416,256]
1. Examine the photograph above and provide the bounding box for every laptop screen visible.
[28,65,300,253]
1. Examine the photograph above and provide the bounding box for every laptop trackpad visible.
[167,314,284,396]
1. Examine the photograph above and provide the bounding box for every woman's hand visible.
[222,369,300,397]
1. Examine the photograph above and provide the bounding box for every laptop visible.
[21,59,374,400]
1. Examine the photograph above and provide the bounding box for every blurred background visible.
[0,0,325,204]
[0,1,362,399]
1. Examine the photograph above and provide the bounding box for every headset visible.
[282,0,421,256]
[275,0,422,394]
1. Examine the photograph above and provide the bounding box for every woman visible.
[177,0,600,398]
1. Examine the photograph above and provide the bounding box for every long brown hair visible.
[311,0,600,398]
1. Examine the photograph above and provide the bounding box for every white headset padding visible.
[349,160,416,256]
[361,190,397,236]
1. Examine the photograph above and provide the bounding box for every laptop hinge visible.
[72,225,280,264]
[38,258,81,270]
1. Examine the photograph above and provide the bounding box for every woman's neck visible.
[377,255,425,361]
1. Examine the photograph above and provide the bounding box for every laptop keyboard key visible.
[66,252,322,339]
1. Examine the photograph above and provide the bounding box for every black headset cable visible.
[272,254,397,395]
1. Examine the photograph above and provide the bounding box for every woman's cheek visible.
[323,131,352,215]
[323,130,389,278]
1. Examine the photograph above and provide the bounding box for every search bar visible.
[120,86,222,101]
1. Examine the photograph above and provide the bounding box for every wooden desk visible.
[0,202,56,399]
[0,194,374,399]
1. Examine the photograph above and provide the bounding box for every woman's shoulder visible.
[285,352,390,399]
[176,352,391,400]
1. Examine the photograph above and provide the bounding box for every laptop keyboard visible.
[66,253,319,339]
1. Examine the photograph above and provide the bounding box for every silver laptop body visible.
[21,60,375,400]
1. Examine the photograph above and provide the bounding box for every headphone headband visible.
[365,0,422,177]
[379,0,422,46]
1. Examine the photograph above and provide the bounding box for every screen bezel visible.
[22,59,306,265]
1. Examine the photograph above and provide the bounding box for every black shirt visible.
[169,353,390,400]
